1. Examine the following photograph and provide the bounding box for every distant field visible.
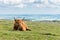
[0,20,60,40]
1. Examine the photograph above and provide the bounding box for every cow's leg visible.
[22,27,26,31]
[26,28,31,31]
[18,27,22,31]
[25,26,31,31]
[13,25,18,30]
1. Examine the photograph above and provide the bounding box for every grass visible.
[0,20,60,40]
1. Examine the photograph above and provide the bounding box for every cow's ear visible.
[14,17,16,21]
[22,17,25,21]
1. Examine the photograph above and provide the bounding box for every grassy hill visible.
[0,20,60,40]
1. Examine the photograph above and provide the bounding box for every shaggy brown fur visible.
[13,19,31,31]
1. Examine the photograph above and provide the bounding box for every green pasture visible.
[0,20,60,40]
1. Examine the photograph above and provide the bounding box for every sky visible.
[0,0,60,14]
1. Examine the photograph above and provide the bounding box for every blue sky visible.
[0,0,60,14]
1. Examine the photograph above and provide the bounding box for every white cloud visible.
[50,0,60,6]
[23,0,35,3]
[36,4,46,8]
[0,0,25,8]
[3,0,22,4]
[14,4,27,8]
[47,4,60,8]
[50,0,60,3]
[0,0,36,8]
[0,0,60,8]
[35,0,60,8]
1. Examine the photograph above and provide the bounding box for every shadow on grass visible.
[7,26,31,31]
[40,33,60,36]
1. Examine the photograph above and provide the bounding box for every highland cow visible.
[13,18,31,31]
